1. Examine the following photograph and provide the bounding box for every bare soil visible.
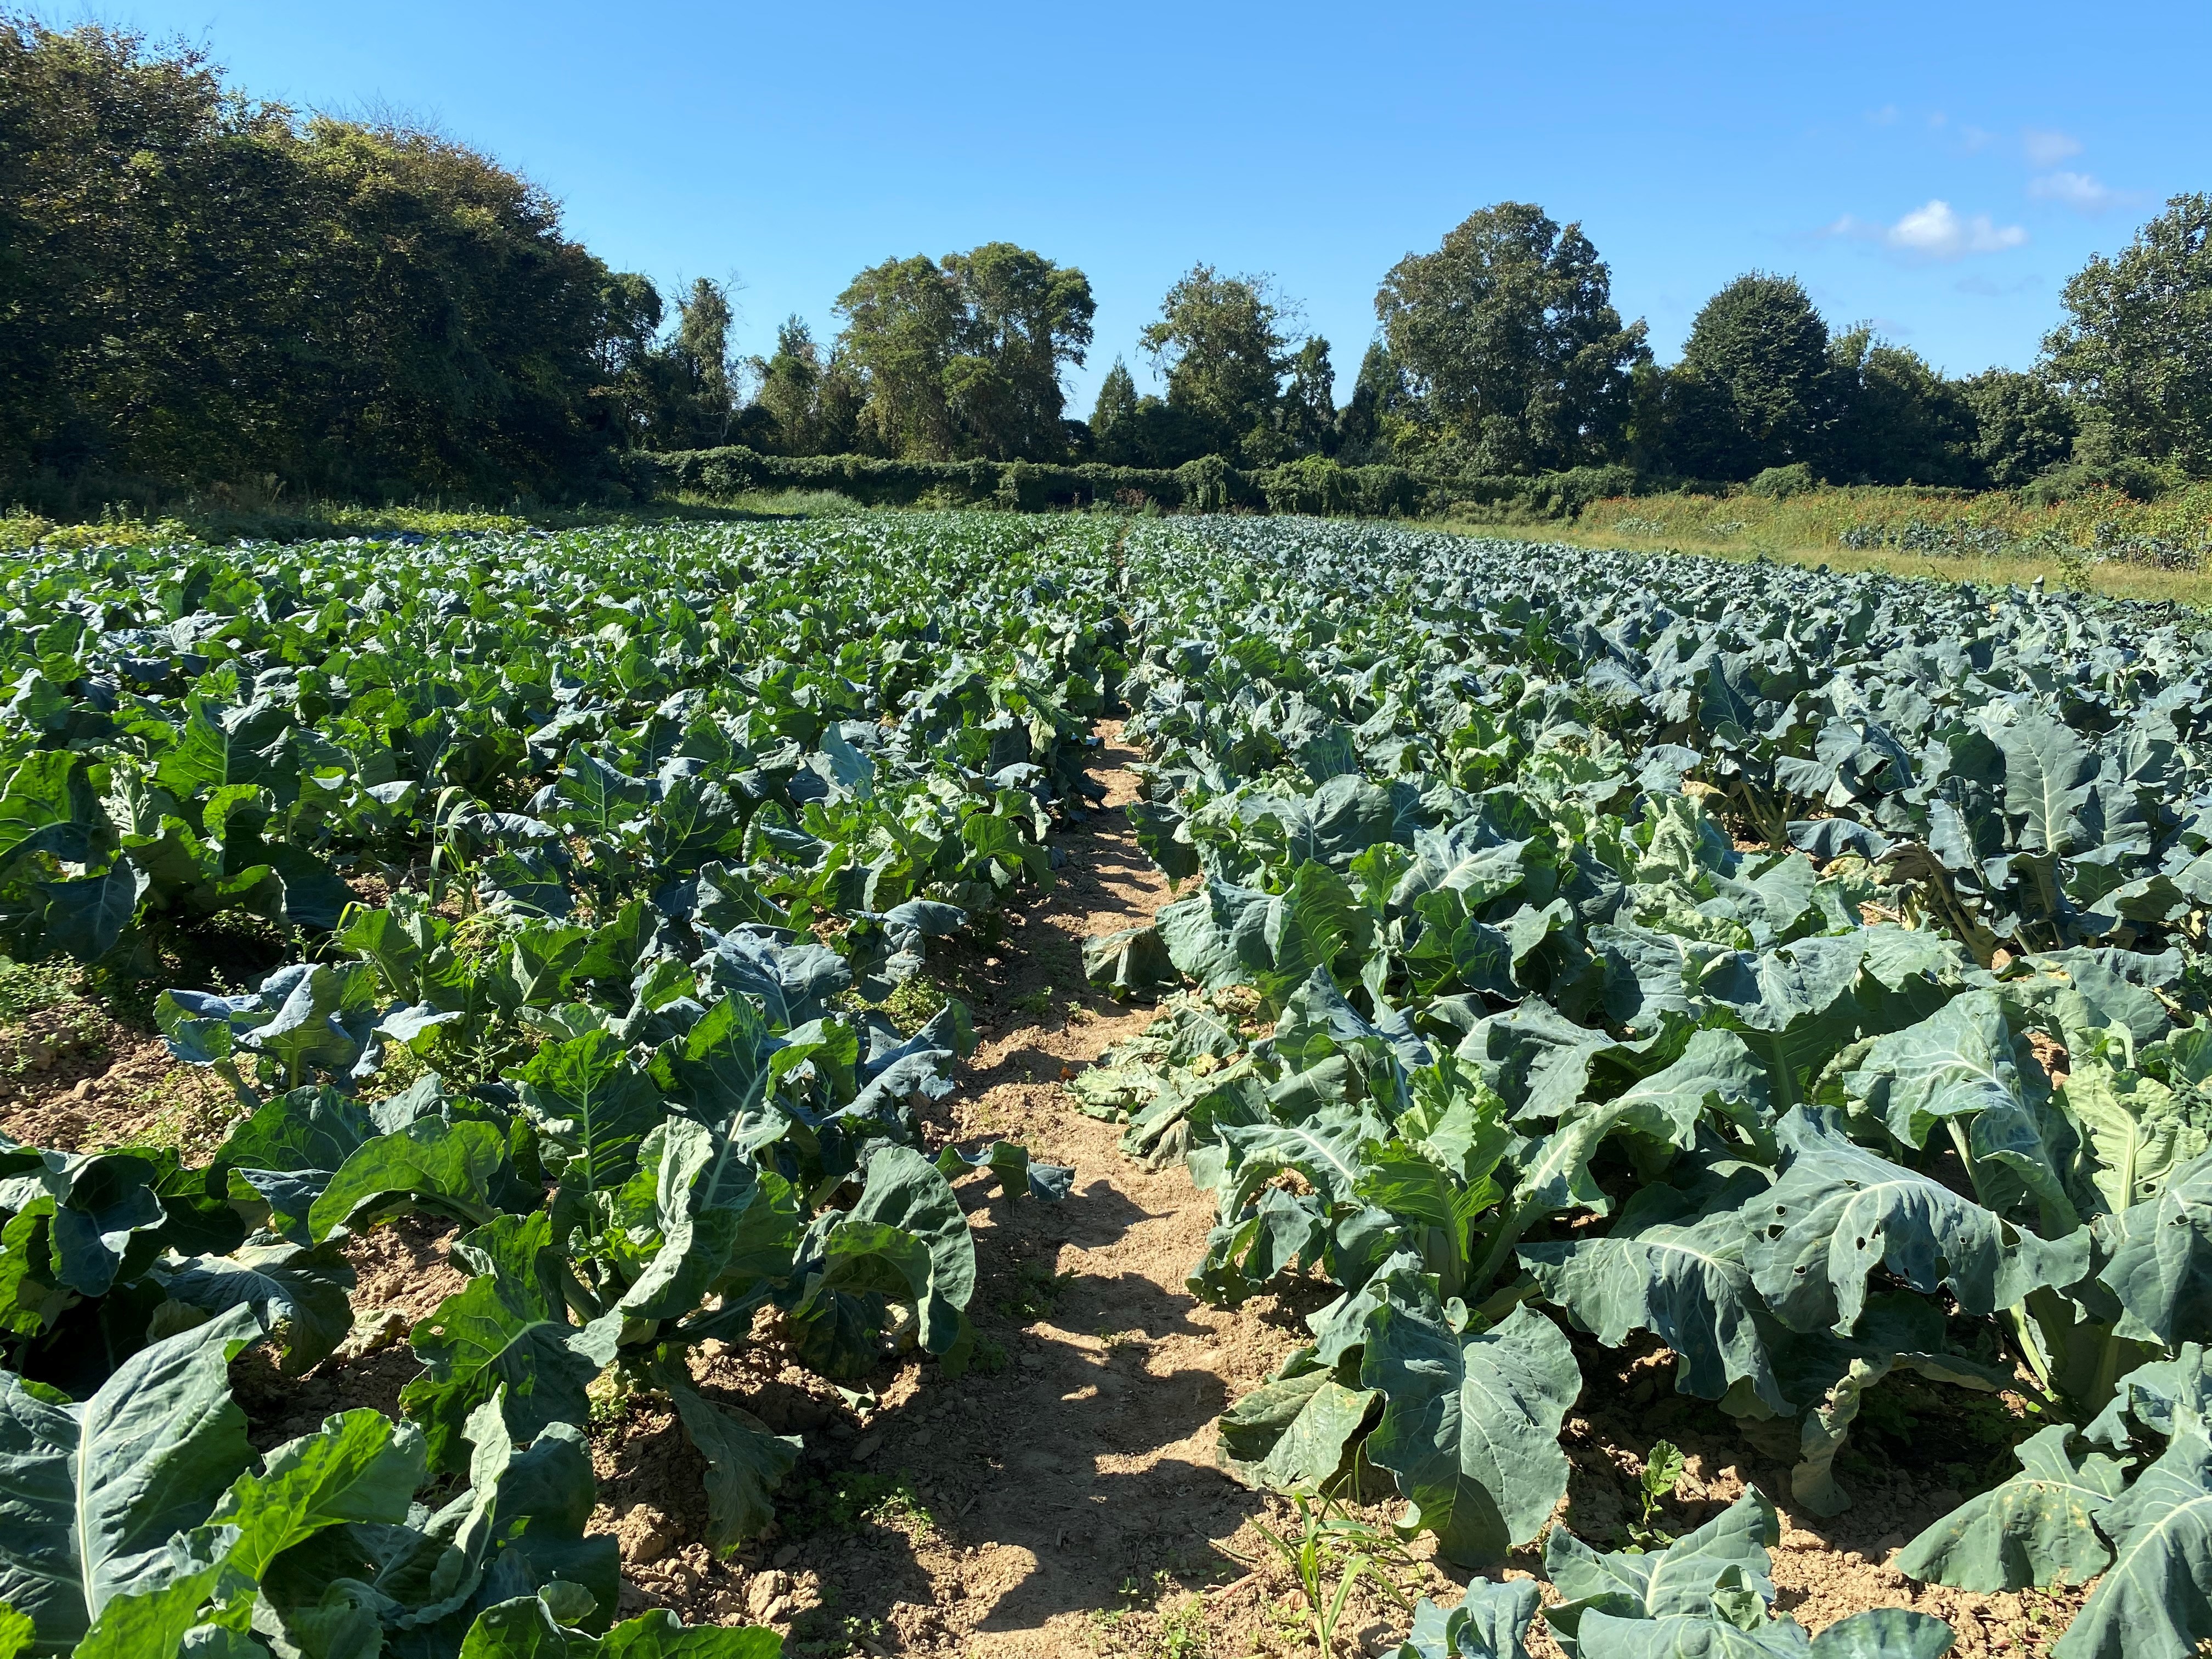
[2,725,2090,1657]
[0,994,237,1156]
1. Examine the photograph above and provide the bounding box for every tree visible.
[1958,369,2077,488]
[939,242,1095,461]
[646,278,737,449]
[1139,266,1297,465]
[594,273,667,447]
[834,243,1093,461]
[751,317,820,452]
[1666,274,1836,481]
[1827,330,1976,486]
[2041,193,2212,476]
[1275,338,1338,459]
[835,255,961,457]
[0,20,637,502]
[1090,359,1141,464]
[1374,202,1647,474]
[746,317,860,455]
[1335,343,1407,464]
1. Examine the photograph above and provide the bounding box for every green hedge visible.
[645,445,1427,517]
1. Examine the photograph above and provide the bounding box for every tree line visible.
[3,20,2206,507]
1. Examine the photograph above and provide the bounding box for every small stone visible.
[850,1432,883,1463]
[70,1078,92,1101]
[1019,1353,1046,1370]
[620,1504,677,1565]
[910,1427,933,1448]
[747,1571,789,1617]
[773,1544,800,1568]
[763,1596,792,1623]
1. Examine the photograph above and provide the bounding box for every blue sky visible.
[84,0,2212,412]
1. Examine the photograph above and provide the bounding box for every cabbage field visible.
[1,512,2210,1658]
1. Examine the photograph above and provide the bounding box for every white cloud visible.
[2023,127,2083,166]
[1865,103,1900,126]
[1883,199,2029,258]
[2029,170,2120,211]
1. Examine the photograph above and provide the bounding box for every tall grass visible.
[1443,482,2212,607]
[1577,482,2212,557]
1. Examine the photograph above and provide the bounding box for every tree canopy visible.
[834,242,1094,461]
[1665,274,1836,481]
[1375,202,1647,473]
[0,19,640,502]
[2042,193,2212,477]
[1139,267,1306,465]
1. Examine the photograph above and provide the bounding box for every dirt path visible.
[731,723,1323,1656]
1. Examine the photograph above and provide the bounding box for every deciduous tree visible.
[1375,203,1647,473]
[2042,193,2212,477]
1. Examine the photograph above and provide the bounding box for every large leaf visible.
[1842,989,2033,1151]
[400,1212,612,1474]
[1545,1489,1779,1651]
[1392,1578,1541,1659]
[2063,1060,2212,1215]
[1514,1030,1770,1219]
[2098,1149,2212,1346]
[0,1146,164,1297]
[151,1239,357,1375]
[0,1305,260,1656]
[1999,713,2097,858]
[668,1384,800,1553]
[695,929,851,1029]
[516,1029,667,1197]
[1742,1107,2077,1335]
[252,1388,614,1648]
[1216,1359,1378,1492]
[309,1116,507,1242]
[1157,877,1275,990]
[1358,1293,1580,1567]
[2052,1430,2212,1659]
[1523,1176,1784,1413]
[783,1144,975,1375]
[1893,1424,2126,1591]
[77,1407,426,1659]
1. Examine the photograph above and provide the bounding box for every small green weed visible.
[1624,1440,1685,1551]
[1157,1592,1210,1658]
[1088,1573,1211,1658]
[0,958,80,1025]
[783,1468,934,1539]
[998,1256,1075,1320]
[1246,1494,1413,1656]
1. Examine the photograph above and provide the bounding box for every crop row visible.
[1075,519,2212,1659]
[0,517,1122,1656]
